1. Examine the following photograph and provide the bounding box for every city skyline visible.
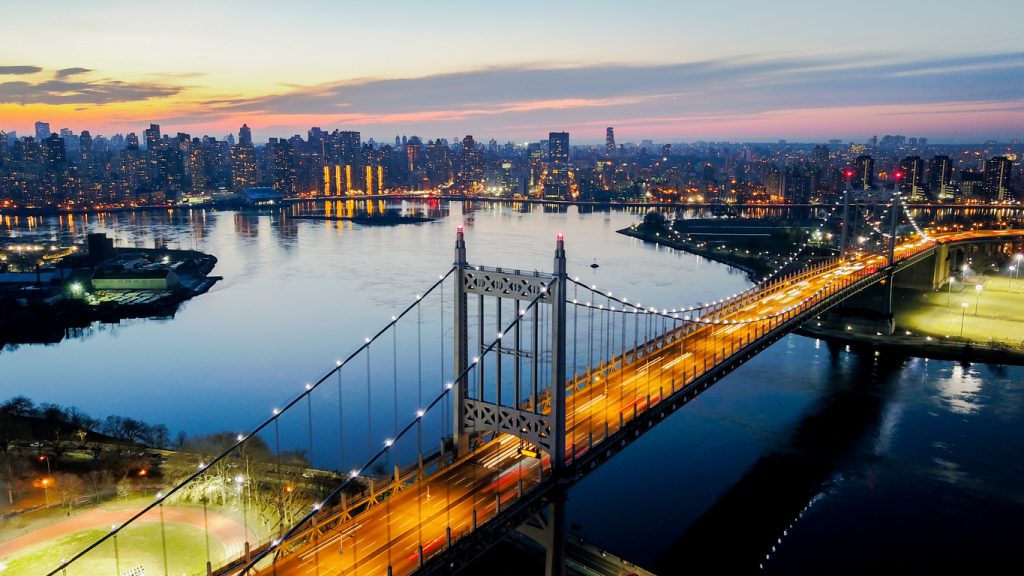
[2,0,1024,142]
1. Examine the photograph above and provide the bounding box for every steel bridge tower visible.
[452,228,568,575]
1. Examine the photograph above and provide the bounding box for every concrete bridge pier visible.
[543,487,567,576]
[880,273,896,336]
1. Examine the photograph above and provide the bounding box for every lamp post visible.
[960,302,969,337]
[947,276,955,307]
[1016,253,1023,292]
[41,477,50,506]
[39,455,52,507]
[975,284,983,316]
[112,524,121,576]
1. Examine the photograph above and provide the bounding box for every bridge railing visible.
[237,283,558,575]
[557,243,946,467]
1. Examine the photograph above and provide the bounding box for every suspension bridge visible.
[46,191,1024,576]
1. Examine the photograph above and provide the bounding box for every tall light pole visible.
[39,455,51,507]
[1016,253,1023,293]
[960,302,969,337]
[947,276,955,307]
[975,284,983,316]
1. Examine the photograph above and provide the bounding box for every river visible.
[2,200,1021,573]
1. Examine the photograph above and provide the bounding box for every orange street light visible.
[40,477,51,506]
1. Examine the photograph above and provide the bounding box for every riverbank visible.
[619,226,765,280]
[797,325,1024,365]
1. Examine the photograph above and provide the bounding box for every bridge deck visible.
[144,228,1015,576]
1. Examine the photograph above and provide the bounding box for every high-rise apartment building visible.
[606,127,615,156]
[35,121,51,141]
[144,124,161,150]
[544,132,570,199]
[927,155,954,199]
[231,142,258,191]
[853,155,874,190]
[898,156,925,200]
[983,156,1012,201]
[238,123,252,147]
[337,131,361,165]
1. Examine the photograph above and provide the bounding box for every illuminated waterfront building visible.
[927,155,954,199]
[545,132,570,199]
[983,156,1012,201]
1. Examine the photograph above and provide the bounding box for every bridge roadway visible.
[255,229,1020,576]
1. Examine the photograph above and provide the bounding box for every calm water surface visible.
[2,201,1021,573]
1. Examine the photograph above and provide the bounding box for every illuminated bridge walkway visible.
[49,219,1023,576]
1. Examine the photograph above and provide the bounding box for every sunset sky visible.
[2,0,1023,143]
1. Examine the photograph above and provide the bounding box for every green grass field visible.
[2,522,225,576]
[895,282,1024,346]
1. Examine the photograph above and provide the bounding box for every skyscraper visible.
[927,155,954,199]
[42,132,66,170]
[239,124,252,147]
[783,164,812,203]
[338,131,361,165]
[35,121,51,141]
[812,144,829,169]
[898,156,925,200]
[144,124,161,149]
[268,138,296,194]
[853,155,874,190]
[231,137,258,192]
[545,132,570,199]
[983,156,1012,201]
[605,127,615,157]
[79,130,93,172]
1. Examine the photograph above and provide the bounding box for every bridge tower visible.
[840,169,853,257]
[881,176,902,334]
[452,228,568,575]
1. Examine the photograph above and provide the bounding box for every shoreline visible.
[618,226,764,280]
[0,248,220,347]
[3,197,1022,217]
[797,326,1024,366]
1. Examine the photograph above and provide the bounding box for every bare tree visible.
[56,473,86,514]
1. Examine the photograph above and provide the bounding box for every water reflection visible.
[0,201,752,437]
[936,362,984,415]
[652,351,905,573]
